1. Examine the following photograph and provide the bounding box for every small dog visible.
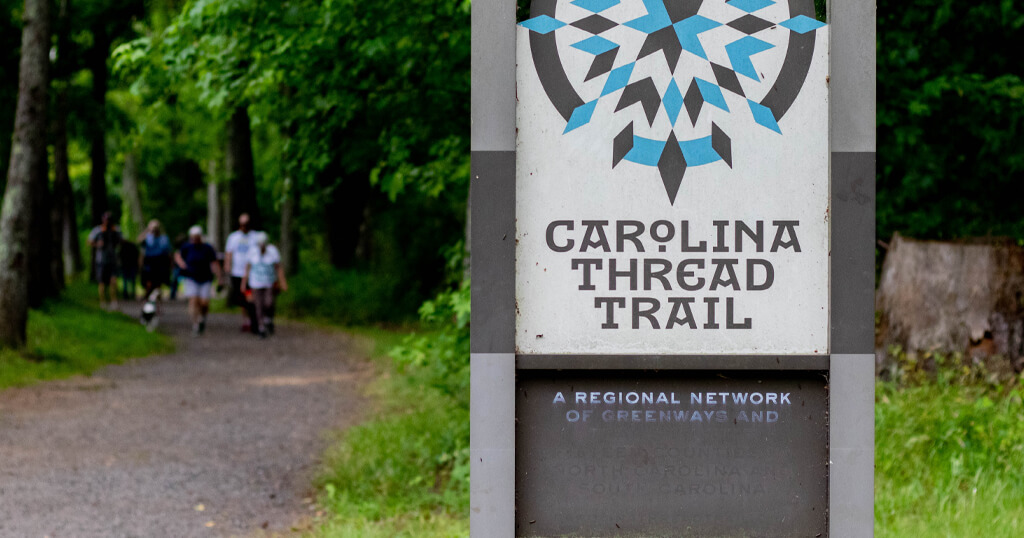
[140,289,160,332]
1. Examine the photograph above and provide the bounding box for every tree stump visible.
[876,233,1024,376]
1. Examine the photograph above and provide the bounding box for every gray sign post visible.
[472,1,874,536]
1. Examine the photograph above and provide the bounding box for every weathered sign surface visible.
[516,0,830,355]
[516,370,829,537]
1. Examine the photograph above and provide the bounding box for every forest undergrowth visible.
[875,351,1024,536]
[309,283,470,538]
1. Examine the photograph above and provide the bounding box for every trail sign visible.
[472,1,875,536]
[516,0,830,356]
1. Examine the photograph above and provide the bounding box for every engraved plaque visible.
[516,370,828,537]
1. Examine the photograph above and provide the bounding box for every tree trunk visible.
[27,157,55,307]
[279,176,299,275]
[27,0,57,307]
[54,94,81,276]
[0,0,50,348]
[225,106,260,229]
[876,233,1024,376]
[120,152,145,238]
[220,181,231,248]
[53,0,80,276]
[87,23,109,225]
[206,161,222,249]
[49,188,66,292]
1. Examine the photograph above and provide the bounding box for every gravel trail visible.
[0,300,369,537]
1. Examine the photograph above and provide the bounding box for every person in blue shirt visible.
[174,226,222,335]
[138,219,172,301]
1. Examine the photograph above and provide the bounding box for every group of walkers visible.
[88,212,288,338]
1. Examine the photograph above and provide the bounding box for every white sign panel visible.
[516,0,830,355]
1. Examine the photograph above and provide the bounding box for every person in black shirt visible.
[138,219,173,300]
[174,226,222,335]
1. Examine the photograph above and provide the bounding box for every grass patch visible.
[310,319,469,538]
[314,512,467,538]
[0,281,174,390]
[876,376,1024,536]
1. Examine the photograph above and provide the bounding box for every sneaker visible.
[198,320,206,335]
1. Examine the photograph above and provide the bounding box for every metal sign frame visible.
[470,1,875,535]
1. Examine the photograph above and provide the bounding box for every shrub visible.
[389,280,470,407]
[276,260,422,325]
[313,282,471,536]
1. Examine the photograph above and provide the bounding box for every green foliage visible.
[116,0,470,200]
[314,322,469,536]
[878,0,1024,240]
[876,376,1024,535]
[0,281,174,390]
[389,281,470,407]
[112,0,471,302]
[275,259,421,325]
[313,277,471,536]
[244,181,465,326]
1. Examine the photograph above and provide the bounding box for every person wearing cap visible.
[240,232,287,338]
[174,226,222,335]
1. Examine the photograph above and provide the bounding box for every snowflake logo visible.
[520,0,826,204]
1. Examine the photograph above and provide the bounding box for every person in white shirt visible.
[223,213,259,332]
[241,232,288,338]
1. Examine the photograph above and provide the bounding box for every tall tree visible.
[0,0,51,348]
[120,151,145,236]
[225,106,261,229]
[27,145,56,306]
[80,0,146,225]
[52,0,82,276]
[206,161,222,249]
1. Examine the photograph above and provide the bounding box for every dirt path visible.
[0,300,369,537]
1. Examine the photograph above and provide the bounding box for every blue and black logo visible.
[520,0,826,204]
